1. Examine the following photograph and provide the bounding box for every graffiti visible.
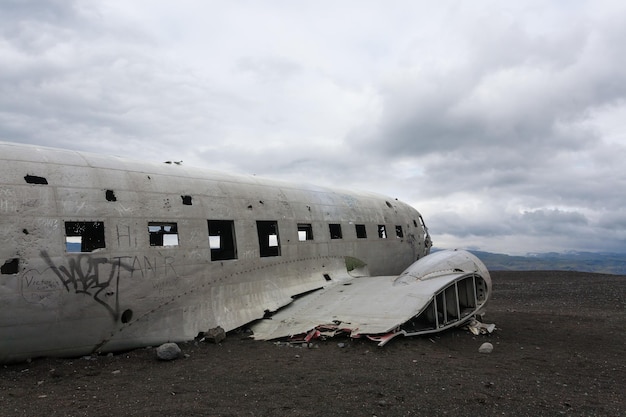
[114,203,134,216]
[0,188,14,213]
[0,187,47,213]
[21,268,64,304]
[40,251,132,320]
[36,218,59,230]
[0,198,16,213]
[31,251,180,320]
[116,224,137,248]
[240,250,258,260]
[61,200,87,214]
[127,254,177,279]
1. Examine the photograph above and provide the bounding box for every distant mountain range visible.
[436,249,626,275]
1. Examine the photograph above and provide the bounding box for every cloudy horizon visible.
[1,1,625,255]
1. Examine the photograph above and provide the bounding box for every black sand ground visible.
[2,271,625,417]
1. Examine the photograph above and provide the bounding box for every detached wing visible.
[251,250,492,345]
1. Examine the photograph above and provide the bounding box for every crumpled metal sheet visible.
[251,250,492,344]
[466,319,496,335]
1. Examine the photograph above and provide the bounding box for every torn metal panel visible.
[251,249,491,345]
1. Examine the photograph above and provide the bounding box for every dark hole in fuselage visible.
[121,309,133,323]
[323,274,332,281]
[106,190,117,201]
[1,258,19,274]
[181,195,192,205]
[24,175,48,185]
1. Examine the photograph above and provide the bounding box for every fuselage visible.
[0,142,432,362]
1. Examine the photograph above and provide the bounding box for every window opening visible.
[378,225,387,239]
[355,224,367,239]
[329,223,342,239]
[396,225,404,238]
[65,221,106,252]
[257,221,280,257]
[148,222,179,247]
[208,220,237,260]
[181,195,192,205]
[297,223,314,241]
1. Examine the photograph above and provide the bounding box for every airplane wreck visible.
[0,141,491,362]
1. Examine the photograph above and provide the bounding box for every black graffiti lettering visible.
[116,225,132,247]
[40,251,133,320]
[38,252,178,320]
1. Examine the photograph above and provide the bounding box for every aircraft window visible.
[65,221,106,253]
[329,223,343,239]
[297,223,314,241]
[257,221,281,257]
[208,220,237,260]
[396,225,404,238]
[24,174,48,185]
[355,224,367,239]
[413,219,418,227]
[106,190,117,201]
[148,222,179,247]
[378,225,387,239]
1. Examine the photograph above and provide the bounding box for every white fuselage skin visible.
[0,142,433,362]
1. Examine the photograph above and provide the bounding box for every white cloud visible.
[1,0,625,255]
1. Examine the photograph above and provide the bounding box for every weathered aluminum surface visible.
[0,141,489,362]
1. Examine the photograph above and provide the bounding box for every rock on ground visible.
[155,343,182,361]
[479,342,494,353]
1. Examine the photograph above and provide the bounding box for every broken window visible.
[148,222,179,247]
[181,195,192,205]
[65,221,106,253]
[257,221,280,257]
[329,223,342,239]
[297,223,314,241]
[396,225,404,238]
[208,220,237,261]
[378,225,387,239]
[355,224,367,239]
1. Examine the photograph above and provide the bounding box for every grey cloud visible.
[1,1,625,256]
[427,211,514,239]
[519,209,588,233]
[352,11,626,162]
[0,0,81,24]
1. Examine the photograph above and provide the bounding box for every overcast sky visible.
[1,1,625,255]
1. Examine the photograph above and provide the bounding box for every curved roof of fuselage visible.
[0,141,416,212]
